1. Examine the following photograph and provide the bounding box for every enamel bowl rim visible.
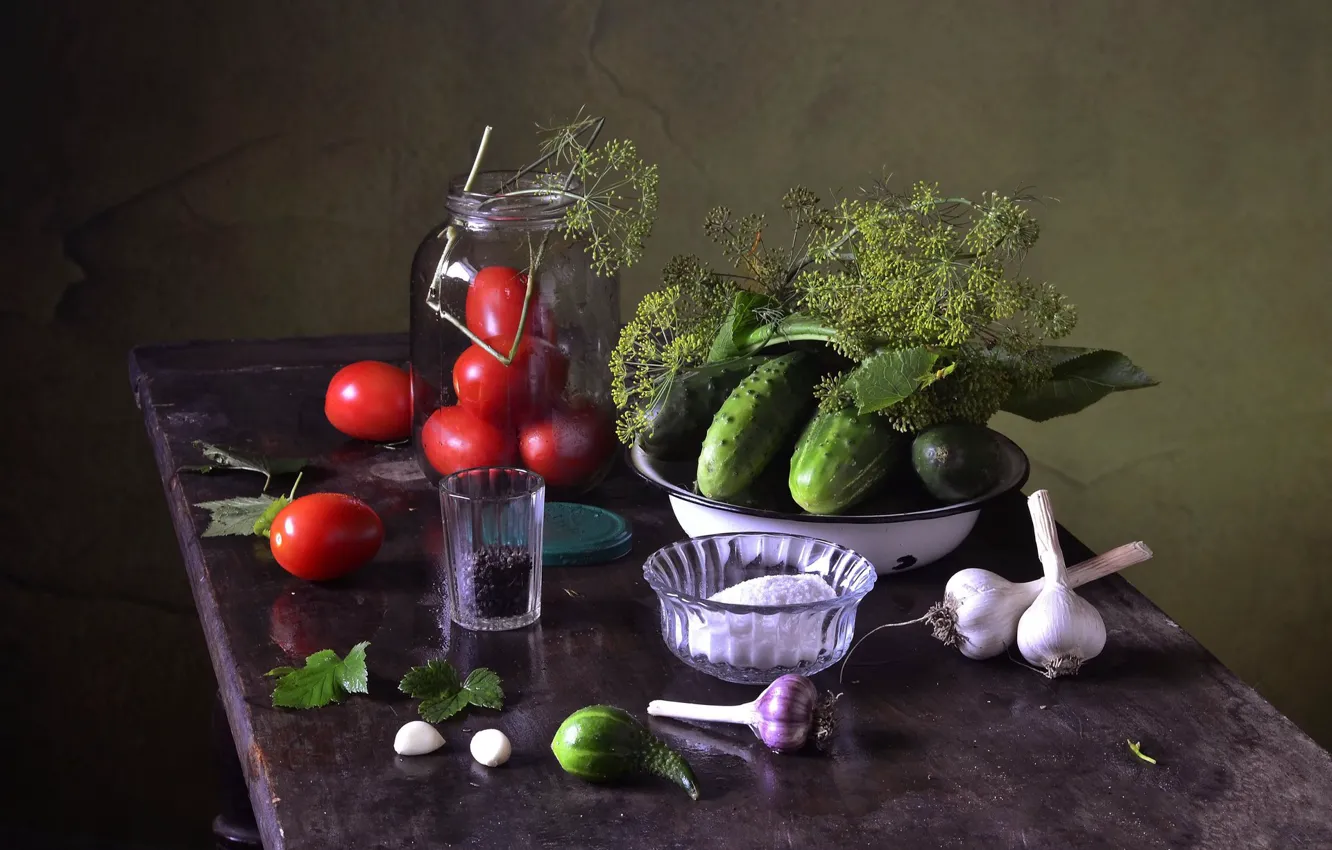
[629,428,1030,525]
[641,530,878,614]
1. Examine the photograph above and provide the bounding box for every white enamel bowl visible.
[629,430,1029,576]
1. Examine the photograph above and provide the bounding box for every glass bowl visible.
[642,532,877,685]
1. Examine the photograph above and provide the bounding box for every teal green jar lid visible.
[542,502,633,566]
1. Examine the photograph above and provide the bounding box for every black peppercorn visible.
[459,544,533,618]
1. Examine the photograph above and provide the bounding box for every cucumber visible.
[551,705,700,800]
[696,352,821,501]
[911,424,1004,501]
[639,356,771,460]
[725,445,803,514]
[789,407,904,514]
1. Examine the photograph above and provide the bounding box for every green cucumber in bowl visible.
[789,407,904,515]
[639,355,772,461]
[911,423,1005,501]
[696,352,821,501]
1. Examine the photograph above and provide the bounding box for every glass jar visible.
[409,171,621,496]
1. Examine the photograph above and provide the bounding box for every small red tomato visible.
[465,265,557,342]
[421,405,516,476]
[518,401,615,489]
[269,493,384,581]
[325,360,412,442]
[452,333,568,423]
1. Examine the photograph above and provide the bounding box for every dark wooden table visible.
[131,334,1332,850]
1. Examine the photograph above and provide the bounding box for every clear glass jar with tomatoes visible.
[409,171,620,496]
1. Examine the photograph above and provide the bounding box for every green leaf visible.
[267,650,343,710]
[707,291,776,363]
[1002,347,1158,422]
[398,659,504,722]
[461,667,504,711]
[338,641,370,695]
[266,645,370,710]
[182,441,307,491]
[419,690,474,723]
[841,347,945,414]
[398,659,460,699]
[196,495,277,538]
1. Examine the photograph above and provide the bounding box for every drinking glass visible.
[440,467,545,631]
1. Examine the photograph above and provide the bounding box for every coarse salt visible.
[688,573,839,670]
[708,574,836,607]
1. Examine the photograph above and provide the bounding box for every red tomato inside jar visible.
[408,172,620,494]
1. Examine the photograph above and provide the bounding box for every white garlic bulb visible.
[1016,490,1107,677]
[943,569,1044,660]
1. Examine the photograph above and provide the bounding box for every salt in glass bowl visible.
[642,532,877,685]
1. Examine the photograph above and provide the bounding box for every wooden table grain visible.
[131,334,1332,850]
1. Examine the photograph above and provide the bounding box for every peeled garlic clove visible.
[470,728,511,767]
[394,720,445,756]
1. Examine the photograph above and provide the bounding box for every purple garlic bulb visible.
[752,674,819,752]
[647,673,838,755]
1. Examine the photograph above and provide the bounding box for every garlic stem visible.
[1027,489,1068,584]
[1068,541,1153,588]
[647,699,756,726]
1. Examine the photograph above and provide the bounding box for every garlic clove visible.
[394,720,445,756]
[470,728,512,767]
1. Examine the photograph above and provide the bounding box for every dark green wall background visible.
[3,1,1328,845]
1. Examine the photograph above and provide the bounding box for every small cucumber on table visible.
[639,356,771,460]
[789,407,904,514]
[696,352,820,501]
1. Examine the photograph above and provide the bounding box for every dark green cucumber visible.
[789,408,903,514]
[639,356,771,460]
[911,423,1004,501]
[696,352,821,500]
[551,705,700,800]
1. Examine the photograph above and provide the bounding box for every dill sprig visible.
[516,109,660,276]
[431,110,659,365]
[609,256,736,443]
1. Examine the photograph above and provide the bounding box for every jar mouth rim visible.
[446,170,581,223]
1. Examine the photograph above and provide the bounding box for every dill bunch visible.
[797,181,1076,356]
[793,180,1078,430]
[612,178,1094,444]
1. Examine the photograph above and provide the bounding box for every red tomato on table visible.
[421,405,516,476]
[270,493,384,581]
[518,401,614,489]
[452,333,568,424]
[324,360,412,442]
[465,265,557,342]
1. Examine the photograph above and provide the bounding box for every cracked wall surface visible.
[2,0,1330,845]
